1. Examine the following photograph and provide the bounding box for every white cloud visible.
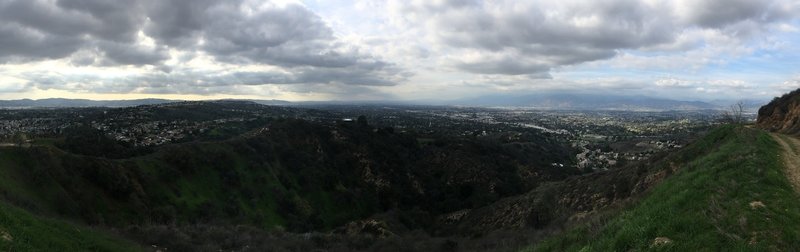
[0,0,798,100]
[656,78,695,88]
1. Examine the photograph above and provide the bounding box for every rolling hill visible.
[0,102,578,251]
[526,89,800,251]
[530,125,800,251]
[1,95,800,250]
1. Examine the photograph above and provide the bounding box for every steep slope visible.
[530,126,800,251]
[757,88,800,134]
[771,134,800,192]
[0,201,142,251]
[0,118,575,236]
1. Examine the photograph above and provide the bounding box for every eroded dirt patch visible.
[0,229,12,242]
[770,134,800,192]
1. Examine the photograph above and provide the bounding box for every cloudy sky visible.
[0,0,798,102]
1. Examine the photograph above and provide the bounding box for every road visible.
[771,133,800,193]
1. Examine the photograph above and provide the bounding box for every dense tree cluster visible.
[8,116,576,233]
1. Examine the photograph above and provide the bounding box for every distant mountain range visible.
[0,98,292,108]
[0,98,177,108]
[0,95,769,111]
[450,93,768,111]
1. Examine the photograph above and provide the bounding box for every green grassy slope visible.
[0,118,576,236]
[0,201,143,251]
[531,125,800,251]
[0,143,343,230]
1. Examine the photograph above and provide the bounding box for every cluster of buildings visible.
[320,106,714,172]
[0,101,309,147]
[575,139,684,171]
[0,103,717,173]
[93,120,202,146]
[385,108,712,171]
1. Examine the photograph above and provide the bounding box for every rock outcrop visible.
[757,89,800,134]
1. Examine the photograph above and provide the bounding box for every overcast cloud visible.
[0,0,797,101]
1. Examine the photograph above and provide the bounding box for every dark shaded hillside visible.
[444,126,725,236]
[110,123,722,251]
[0,117,575,237]
[3,101,742,251]
[758,88,800,133]
[531,125,800,251]
[0,201,143,251]
[52,101,325,158]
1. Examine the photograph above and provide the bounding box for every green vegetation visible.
[0,201,142,251]
[9,101,783,251]
[531,125,800,251]
[0,117,575,238]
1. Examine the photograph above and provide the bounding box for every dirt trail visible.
[770,134,800,193]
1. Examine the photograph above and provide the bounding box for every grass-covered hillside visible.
[531,125,800,251]
[0,201,142,251]
[6,102,797,251]
[0,117,575,237]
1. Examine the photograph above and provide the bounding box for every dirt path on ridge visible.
[771,133,800,193]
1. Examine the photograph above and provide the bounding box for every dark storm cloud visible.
[0,0,163,65]
[0,0,137,40]
[0,0,403,88]
[145,0,377,70]
[0,24,83,60]
[443,1,672,50]
[54,0,145,42]
[686,0,775,28]
[95,41,168,66]
[680,0,799,41]
[22,63,405,96]
[401,0,675,75]
[141,0,405,85]
[454,46,617,75]
[455,58,550,75]
[201,3,333,50]
[400,0,798,76]
[142,0,213,47]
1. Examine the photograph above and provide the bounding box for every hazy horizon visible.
[0,92,772,104]
[0,92,771,112]
[0,0,798,102]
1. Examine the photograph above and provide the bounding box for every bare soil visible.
[770,134,800,192]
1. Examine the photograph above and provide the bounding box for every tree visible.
[722,101,745,124]
[12,133,28,148]
[357,115,369,127]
